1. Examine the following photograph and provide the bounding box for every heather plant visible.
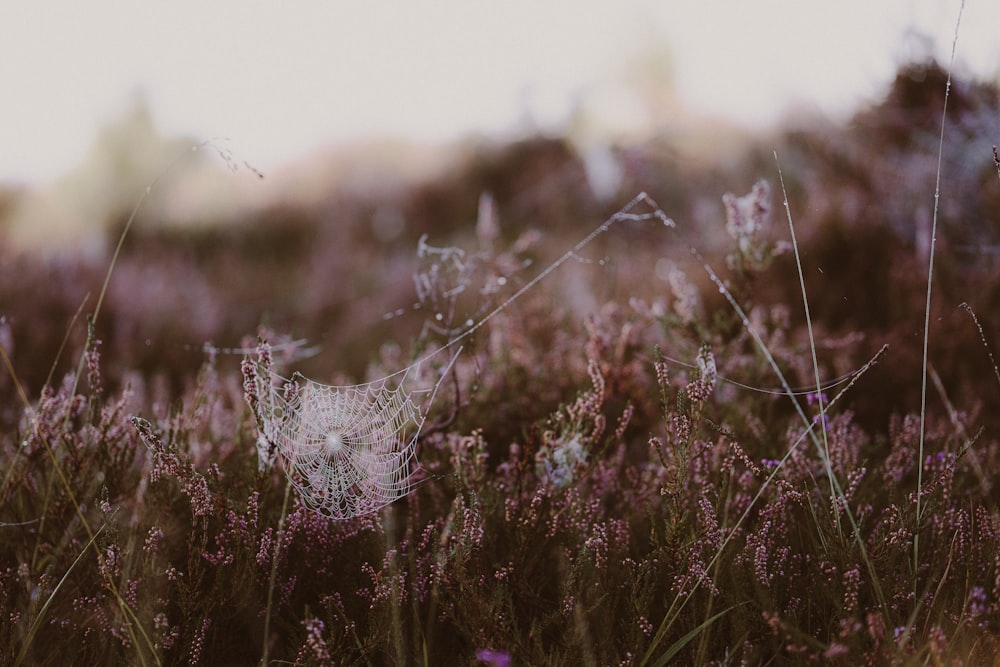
[4,25,1000,666]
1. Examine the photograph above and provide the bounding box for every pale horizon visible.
[1,1,997,187]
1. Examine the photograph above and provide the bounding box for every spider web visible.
[247,350,450,520]
[244,192,671,520]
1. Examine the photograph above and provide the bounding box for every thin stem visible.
[916,0,964,595]
[260,479,293,667]
[774,153,837,535]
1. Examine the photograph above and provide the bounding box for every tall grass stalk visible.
[644,344,889,664]
[15,526,106,667]
[916,0,964,598]
[642,186,892,662]
[12,149,203,667]
[960,303,1000,390]
[774,152,836,534]
[385,506,406,665]
[769,160,882,603]
[260,479,292,667]
[14,141,251,665]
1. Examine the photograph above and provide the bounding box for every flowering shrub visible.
[1,59,1000,665]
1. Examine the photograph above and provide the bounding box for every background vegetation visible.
[2,59,1000,665]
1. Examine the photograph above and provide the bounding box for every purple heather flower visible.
[476,648,511,667]
[806,391,828,406]
[968,586,988,618]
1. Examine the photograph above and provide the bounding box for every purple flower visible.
[476,648,511,667]
[806,391,828,406]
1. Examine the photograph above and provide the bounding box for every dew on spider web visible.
[247,351,446,521]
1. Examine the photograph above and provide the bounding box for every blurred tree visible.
[4,92,196,255]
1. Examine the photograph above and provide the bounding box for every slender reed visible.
[915,0,964,596]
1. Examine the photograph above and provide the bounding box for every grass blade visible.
[648,605,738,667]
[915,0,964,596]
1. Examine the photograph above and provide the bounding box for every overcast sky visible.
[1,1,997,186]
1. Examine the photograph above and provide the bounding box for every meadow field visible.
[2,59,1000,665]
